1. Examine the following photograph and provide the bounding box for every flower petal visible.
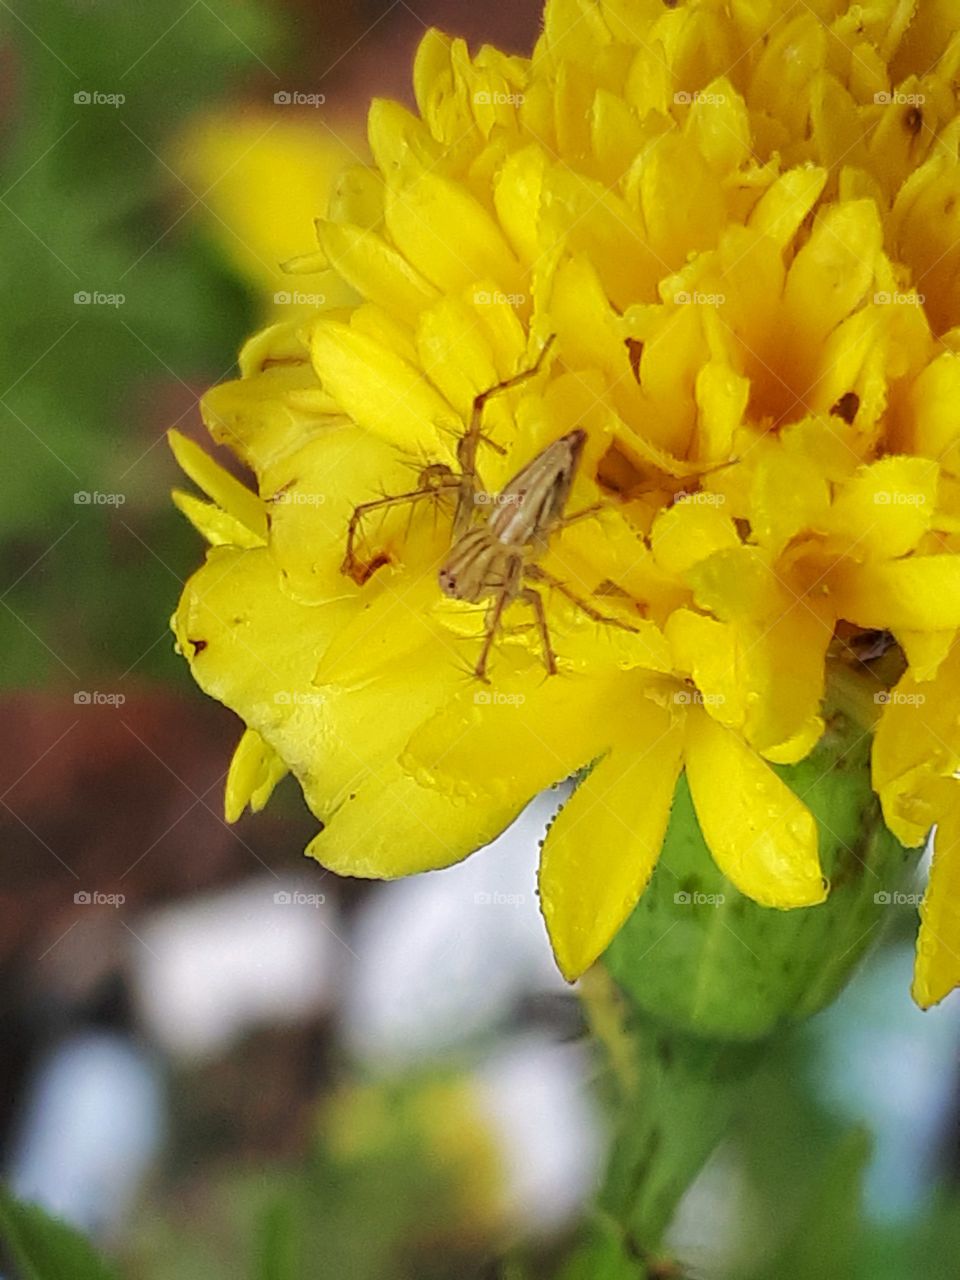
[310,320,458,458]
[168,429,267,541]
[829,555,960,631]
[540,699,683,980]
[225,728,289,823]
[914,784,960,1008]
[685,708,826,908]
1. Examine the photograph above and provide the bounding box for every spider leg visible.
[525,563,638,632]
[556,502,604,529]
[454,335,557,540]
[520,586,557,675]
[342,479,459,582]
[475,589,510,683]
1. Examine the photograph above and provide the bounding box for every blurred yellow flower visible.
[176,108,362,318]
[172,0,960,1002]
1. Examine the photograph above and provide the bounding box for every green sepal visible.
[604,710,917,1040]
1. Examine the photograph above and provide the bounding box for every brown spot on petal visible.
[625,338,644,384]
[189,638,208,655]
[904,106,923,135]
[830,391,860,424]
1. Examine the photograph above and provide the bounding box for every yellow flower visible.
[172,0,960,1001]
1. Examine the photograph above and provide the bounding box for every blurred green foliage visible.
[0,1185,120,1280]
[1,0,276,686]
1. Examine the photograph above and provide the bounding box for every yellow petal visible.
[829,556,960,631]
[749,165,828,250]
[310,320,457,458]
[167,430,267,541]
[783,200,882,346]
[171,489,266,549]
[899,629,956,682]
[827,456,938,559]
[173,547,458,833]
[650,497,741,577]
[913,785,960,1008]
[403,654,639,806]
[540,699,684,980]
[307,759,521,879]
[225,728,289,823]
[872,643,960,846]
[384,169,524,298]
[685,709,826,908]
[314,220,439,318]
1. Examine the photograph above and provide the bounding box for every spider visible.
[341,338,637,680]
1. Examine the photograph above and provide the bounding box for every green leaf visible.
[0,1186,120,1280]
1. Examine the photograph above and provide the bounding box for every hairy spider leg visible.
[453,335,557,541]
[342,477,460,581]
[525,563,638,632]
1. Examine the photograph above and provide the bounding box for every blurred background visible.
[0,1,958,1276]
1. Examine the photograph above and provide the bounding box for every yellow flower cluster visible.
[172,0,960,1004]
